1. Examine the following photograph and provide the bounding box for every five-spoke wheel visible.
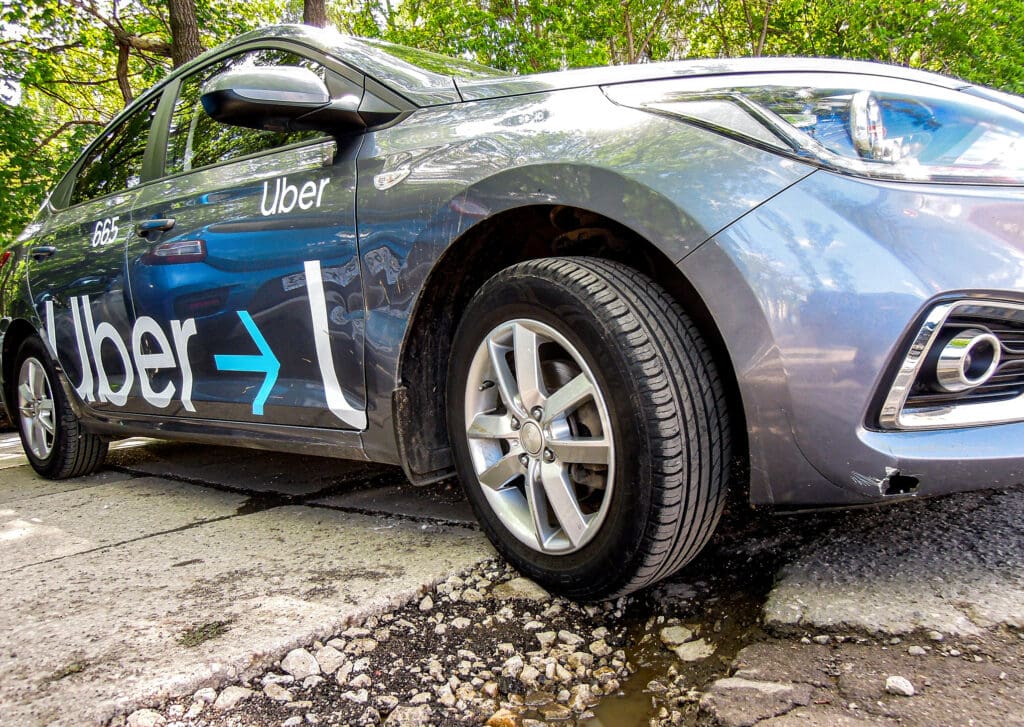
[17,354,57,460]
[449,257,730,599]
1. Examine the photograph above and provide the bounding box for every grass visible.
[178,619,233,648]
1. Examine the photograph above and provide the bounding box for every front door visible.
[125,48,367,429]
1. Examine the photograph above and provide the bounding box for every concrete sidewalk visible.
[0,435,491,726]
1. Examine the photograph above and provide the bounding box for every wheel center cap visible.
[520,421,544,456]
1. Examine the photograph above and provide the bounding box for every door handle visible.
[29,246,57,261]
[136,218,176,237]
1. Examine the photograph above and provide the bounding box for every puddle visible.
[584,506,811,725]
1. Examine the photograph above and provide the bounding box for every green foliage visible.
[327,0,1024,91]
[1,0,1022,248]
[0,0,283,248]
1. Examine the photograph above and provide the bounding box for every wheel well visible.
[1,319,36,414]
[395,204,748,491]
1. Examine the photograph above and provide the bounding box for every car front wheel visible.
[447,257,731,599]
[15,336,108,479]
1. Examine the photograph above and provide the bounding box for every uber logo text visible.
[261,176,330,216]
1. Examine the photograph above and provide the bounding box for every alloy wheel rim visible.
[17,357,56,460]
[464,319,615,554]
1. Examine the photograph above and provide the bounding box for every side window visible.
[71,97,159,205]
[166,49,332,175]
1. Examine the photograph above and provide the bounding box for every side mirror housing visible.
[201,66,365,133]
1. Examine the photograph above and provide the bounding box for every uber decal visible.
[42,260,366,429]
[45,297,197,411]
[260,175,330,216]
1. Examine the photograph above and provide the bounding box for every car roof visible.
[456,56,971,102]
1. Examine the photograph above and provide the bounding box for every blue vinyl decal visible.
[213,311,280,416]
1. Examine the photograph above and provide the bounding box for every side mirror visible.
[201,66,365,133]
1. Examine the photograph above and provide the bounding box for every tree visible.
[304,0,327,27]
[168,0,204,66]
[2,0,1022,251]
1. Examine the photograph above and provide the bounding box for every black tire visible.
[13,336,108,479]
[447,257,731,599]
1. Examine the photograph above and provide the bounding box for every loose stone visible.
[885,676,916,697]
[486,708,518,727]
[589,639,613,657]
[265,683,294,701]
[539,702,573,720]
[384,704,434,727]
[489,577,551,602]
[520,664,541,687]
[213,686,254,711]
[315,645,345,675]
[659,625,694,647]
[342,688,370,704]
[673,638,715,661]
[559,630,585,646]
[281,649,320,680]
[536,631,558,648]
[126,709,165,727]
[569,683,594,711]
[193,688,217,704]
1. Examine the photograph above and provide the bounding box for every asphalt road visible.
[0,431,1021,726]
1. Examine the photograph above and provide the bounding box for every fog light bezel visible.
[879,299,1023,430]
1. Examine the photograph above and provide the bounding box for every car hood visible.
[455,56,969,103]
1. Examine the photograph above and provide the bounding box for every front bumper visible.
[681,169,1024,506]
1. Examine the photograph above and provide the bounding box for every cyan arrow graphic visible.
[214,311,280,416]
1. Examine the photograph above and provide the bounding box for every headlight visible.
[605,72,1024,184]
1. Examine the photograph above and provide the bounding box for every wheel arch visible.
[0,318,40,416]
[392,202,749,499]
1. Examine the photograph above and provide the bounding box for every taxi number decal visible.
[90,216,120,247]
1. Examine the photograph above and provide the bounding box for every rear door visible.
[26,96,160,411]
[126,46,367,429]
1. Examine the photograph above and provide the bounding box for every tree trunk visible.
[304,0,328,28]
[116,42,133,105]
[168,0,205,67]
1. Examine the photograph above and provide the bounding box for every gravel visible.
[133,558,634,726]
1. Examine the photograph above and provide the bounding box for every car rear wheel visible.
[15,336,107,479]
[447,257,731,599]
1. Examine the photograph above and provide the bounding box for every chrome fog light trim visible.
[880,300,1024,430]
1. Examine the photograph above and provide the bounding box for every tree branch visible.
[756,0,776,56]
[33,119,105,153]
[67,0,173,56]
[637,0,675,62]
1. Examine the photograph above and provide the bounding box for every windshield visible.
[360,38,508,80]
